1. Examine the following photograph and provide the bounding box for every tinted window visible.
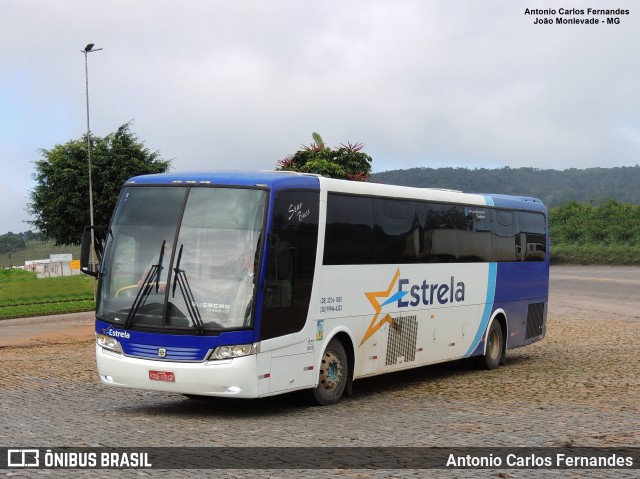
[374,199,418,264]
[262,190,320,339]
[493,210,519,262]
[458,207,491,262]
[519,211,546,234]
[518,212,547,261]
[324,194,374,265]
[417,203,460,262]
[322,194,547,265]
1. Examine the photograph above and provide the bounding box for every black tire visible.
[477,320,504,370]
[311,338,348,406]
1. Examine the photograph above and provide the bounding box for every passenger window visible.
[374,199,418,264]
[417,203,465,262]
[458,207,491,262]
[493,210,519,262]
[324,194,374,265]
[323,194,547,265]
[518,212,547,261]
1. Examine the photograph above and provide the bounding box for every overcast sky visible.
[1,0,638,234]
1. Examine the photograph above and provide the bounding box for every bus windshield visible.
[97,186,267,333]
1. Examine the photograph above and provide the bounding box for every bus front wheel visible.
[477,320,504,370]
[311,338,348,406]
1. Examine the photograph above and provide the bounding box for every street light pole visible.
[82,43,102,271]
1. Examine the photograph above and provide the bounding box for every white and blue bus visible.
[82,171,549,405]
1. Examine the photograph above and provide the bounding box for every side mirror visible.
[80,225,108,277]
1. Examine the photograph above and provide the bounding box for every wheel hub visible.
[319,350,342,390]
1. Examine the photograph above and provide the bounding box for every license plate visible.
[149,370,175,382]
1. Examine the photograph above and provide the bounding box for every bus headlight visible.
[209,344,255,360]
[96,333,123,354]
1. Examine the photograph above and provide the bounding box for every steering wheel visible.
[115,282,166,297]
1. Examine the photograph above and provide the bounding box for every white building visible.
[25,254,80,278]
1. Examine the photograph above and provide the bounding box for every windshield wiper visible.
[171,244,206,334]
[124,240,166,330]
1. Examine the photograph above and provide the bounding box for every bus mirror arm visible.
[80,225,109,277]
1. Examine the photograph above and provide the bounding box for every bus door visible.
[261,189,320,393]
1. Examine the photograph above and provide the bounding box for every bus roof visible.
[125,170,321,190]
[125,171,546,213]
[483,193,547,212]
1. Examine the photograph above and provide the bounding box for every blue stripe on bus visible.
[96,319,255,361]
[465,262,497,357]
[463,195,497,356]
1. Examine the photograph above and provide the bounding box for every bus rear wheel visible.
[311,338,348,406]
[477,320,504,370]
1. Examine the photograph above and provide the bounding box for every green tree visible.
[593,199,637,244]
[548,200,591,244]
[276,132,372,181]
[548,198,640,249]
[29,122,171,245]
[0,232,26,255]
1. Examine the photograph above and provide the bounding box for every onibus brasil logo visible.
[360,268,466,346]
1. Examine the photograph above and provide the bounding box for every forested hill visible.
[370,166,640,208]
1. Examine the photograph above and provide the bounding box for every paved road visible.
[550,265,640,318]
[0,311,94,346]
[1,266,639,478]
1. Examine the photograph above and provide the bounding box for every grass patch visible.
[0,300,96,318]
[0,269,95,319]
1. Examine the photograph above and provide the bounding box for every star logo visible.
[360,268,408,346]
